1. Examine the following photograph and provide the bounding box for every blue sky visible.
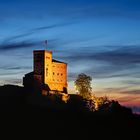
[0,0,140,113]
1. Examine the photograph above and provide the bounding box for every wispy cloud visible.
[1,78,22,85]
[59,45,140,79]
[62,45,140,65]
[93,45,140,65]
[0,65,31,70]
[121,90,140,95]
[6,21,76,41]
[0,40,40,51]
[31,21,77,32]
[0,20,77,51]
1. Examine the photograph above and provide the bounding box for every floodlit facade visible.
[23,50,67,94]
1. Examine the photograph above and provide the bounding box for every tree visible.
[74,73,92,99]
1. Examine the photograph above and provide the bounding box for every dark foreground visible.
[0,85,140,139]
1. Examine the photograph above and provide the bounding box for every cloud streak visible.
[0,65,31,70]
[64,45,140,66]
[1,78,22,85]
[93,45,140,65]
[62,45,140,65]
[6,21,76,41]
[0,40,40,51]
[0,20,77,52]
[59,45,140,79]
[31,21,77,32]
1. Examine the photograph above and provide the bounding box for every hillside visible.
[0,85,140,139]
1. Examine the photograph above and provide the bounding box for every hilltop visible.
[0,84,140,139]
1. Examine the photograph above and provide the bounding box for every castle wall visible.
[49,62,67,91]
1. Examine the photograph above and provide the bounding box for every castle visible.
[23,50,67,95]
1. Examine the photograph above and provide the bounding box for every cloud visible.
[0,64,32,78]
[121,90,140,95]
[0,20,77,52]
[59,45,140,80]
[31,21,77,32]
[63,45,140,65]
[0,40,40,51]
[0,65,31,70]
[124,80,140,85]
[64,45,140,69]
[2,78,22,85]
[131,106,140,114]
[6,21,76,41]
[0,71,23,76]
[93,45,140,65]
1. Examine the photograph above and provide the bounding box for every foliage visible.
[62,93,70,103]
[74,73,92,99]
[74,73,110,111]
[86,95,109,111]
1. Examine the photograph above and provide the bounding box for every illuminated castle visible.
[23,50,67,95]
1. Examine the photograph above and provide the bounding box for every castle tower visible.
[32,50,67,94]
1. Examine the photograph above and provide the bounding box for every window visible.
[53,72,55,75]
[57,73,59,75]
[46,68,48,76]
[61,73,63,76]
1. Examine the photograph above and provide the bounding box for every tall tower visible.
[33,50,67,93]
[33,50,52,85]
[44,50,53,85]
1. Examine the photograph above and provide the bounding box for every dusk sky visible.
[0,0,140,113]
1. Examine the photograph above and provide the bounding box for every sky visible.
[0,0,140,113]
